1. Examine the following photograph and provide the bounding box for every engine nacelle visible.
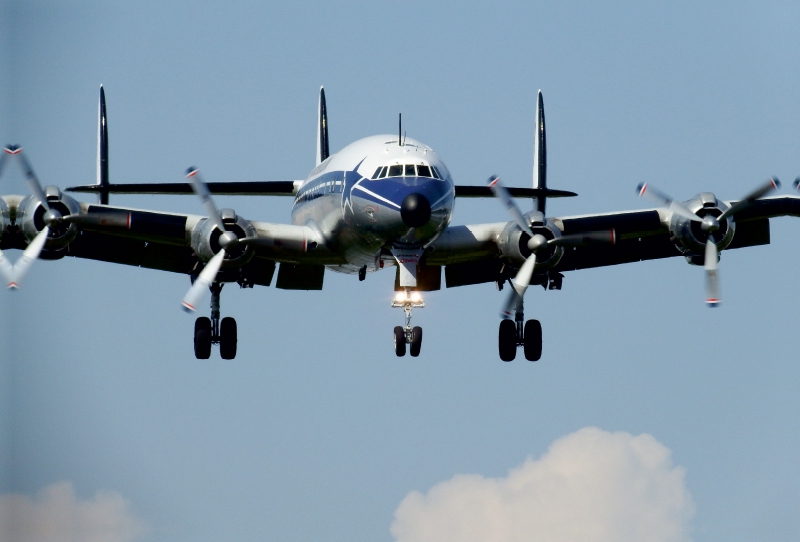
[670,192,735,264]
[497,211,564,269]
[16,187,81,254]
[191,208,256,268]
[0,197,9,238]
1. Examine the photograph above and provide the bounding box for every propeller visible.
[489,175,615,318]
[0,149,14,286]
[181,167,240,312]
[0,146,62,288]
[636,178,780,306]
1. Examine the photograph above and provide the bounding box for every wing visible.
[428,196,800,288]
[0,198,335,290]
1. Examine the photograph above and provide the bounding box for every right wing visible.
[0,198,336,290]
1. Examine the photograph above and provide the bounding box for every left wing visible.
[429,196,800,288]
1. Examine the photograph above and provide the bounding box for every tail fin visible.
[533,90,546,214]
[96,85,109,205]
[316,87,329,165]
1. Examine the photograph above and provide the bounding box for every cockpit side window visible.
[388,165,403,177]
[377,166,388,179]
[372,167,383,179]
[404,164,416,176]
[430,166,442,179]
[417,165,432,177]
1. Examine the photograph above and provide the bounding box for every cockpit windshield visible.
[371,163,444,180]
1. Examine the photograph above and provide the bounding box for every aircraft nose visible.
[400,193,431,227]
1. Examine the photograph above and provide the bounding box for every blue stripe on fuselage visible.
[294,169,454,213]
[351,177,453,210]
[293,170,348,207]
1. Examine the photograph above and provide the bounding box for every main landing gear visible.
[391,288,424,357]
[498,295,542,362]
[193,282,238,360]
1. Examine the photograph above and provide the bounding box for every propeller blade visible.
[636,182,701,222]
[0,149,10,179]
[0,249,15,288]
[15,150,50,211]
[550,229,616,247]
[718,177,780,221]
[488,175,534,236]
[793,177,800,191]
[181,248,226,312]
[9,227,49,288]
[704,239,720,307]
[185,167,225,232]
[500,253,537,318]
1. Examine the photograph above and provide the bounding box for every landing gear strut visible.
[498,294,541,362]
[193,282,238,360]
[391,288,424,357]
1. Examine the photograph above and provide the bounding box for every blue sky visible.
[1,1,799,541]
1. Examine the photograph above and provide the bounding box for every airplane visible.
[1,86,799,361]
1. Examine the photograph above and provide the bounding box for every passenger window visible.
[404,164,416,176]
[388,165,403,177]
[417,165,432,177]
[372,167,382,179]
[378,166,388,179]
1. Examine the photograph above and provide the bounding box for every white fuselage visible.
[290,135,455,274]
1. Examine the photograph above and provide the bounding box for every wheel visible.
[219,317,238,360]
[194,317,212,359]
[394,326,406,356]
[498,319,516,361]
[409,326,423,357]
[523,319,542,361]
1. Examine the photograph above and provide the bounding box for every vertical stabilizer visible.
[533,90,547,214]
[316,87,330,166]
[96,85,109,205]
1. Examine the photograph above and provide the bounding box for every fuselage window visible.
[377,166,388,179]
[417,165,432,177]
[388,165,403,177]
[404,164,416,176]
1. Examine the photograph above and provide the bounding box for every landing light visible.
[410,292,421,302]
[394,292,407,302]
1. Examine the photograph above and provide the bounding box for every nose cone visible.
[400,193,431,227]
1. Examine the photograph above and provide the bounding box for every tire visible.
[194,317,212,359]
[394,326,406,357]
[523,319,542,361]
[219,317,238,360]
[498,319,516,361]
[410,326,423,357]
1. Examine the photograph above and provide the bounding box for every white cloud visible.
[392,427,695,542]
[0,481,146,542]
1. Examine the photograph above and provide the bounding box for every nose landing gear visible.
[391,288,424,357]
[498,295,542,362]
[193,282,238,360]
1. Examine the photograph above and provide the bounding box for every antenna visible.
[398,113,402,146]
